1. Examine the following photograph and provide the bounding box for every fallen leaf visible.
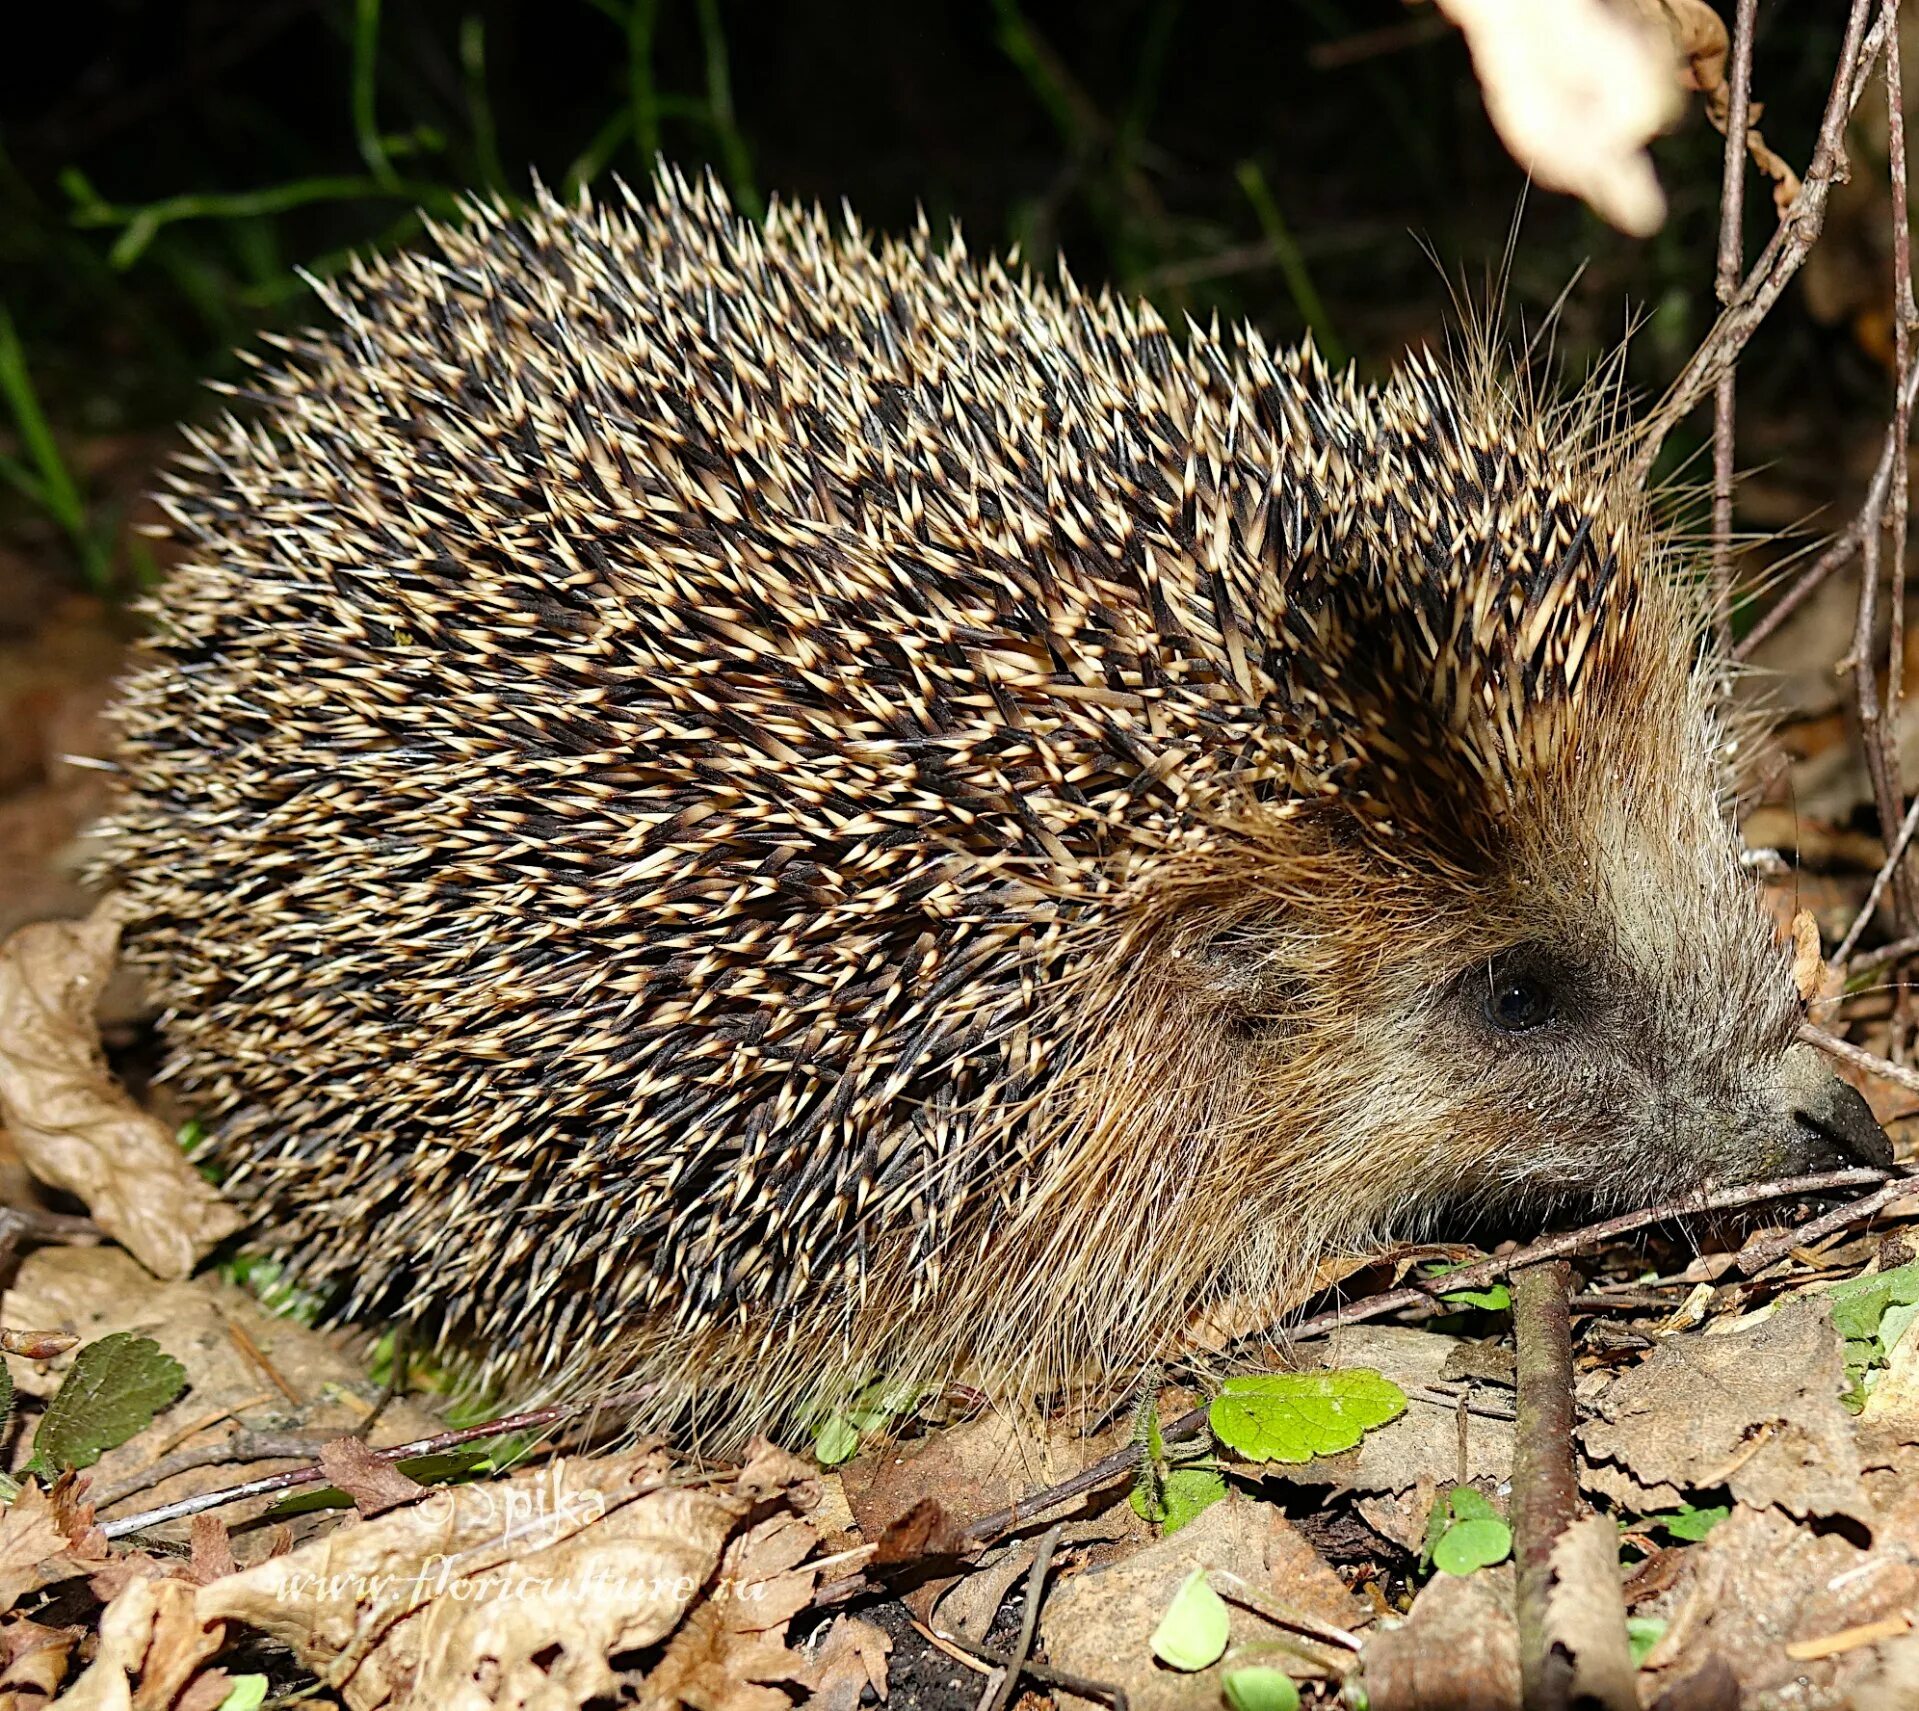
[796,1614,891,1711]
[1539,1515,1635,1711]
[0,900,240,1279]
[645,1508,823,1711]
[0,1484,70,1615]
[57,1573,225,1711]
[195,1446,746,1711]
[1043,1495,1362,1711]
[1578,1295,1870,1522]
[1358,1565,1518,1711]
[316,1436,427,1519]
[870,1496,970,1567]
[0,1614,82,1701]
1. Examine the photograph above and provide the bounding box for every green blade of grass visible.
[0,304,110,589]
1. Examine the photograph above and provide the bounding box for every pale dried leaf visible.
[0,900,240,1279]
[1578,1295,1869,1521]
[1362,1566,1518,1711]
[1042,1495,1360,1711]
[1542,1515,1635,1711]
[54,1574,225,1711]
[0,1615,82,1701]
[195,1448,748,1711]
[0,1484,70,1616]
[1432,0,1683,235]
[1791,908,1828,1003]
[644,1509,824,1711]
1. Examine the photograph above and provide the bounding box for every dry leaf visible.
[193,1446,802,1711]
[1042,1494,1363,1710]
[0,899,239,1279]
[1579,1295,1870,1522]
[796,1614,891,1711]
[1362,1565,1519,1711]
[1430,0,1683,235]
[316,1437,427,1519]
[645,1509,823,1711]
[1540,1515,1635,1711]
[1791,908,1829,1004]
[0,1485,71,1616]
[56,1574,225,1711]
[0,1615,82,1701]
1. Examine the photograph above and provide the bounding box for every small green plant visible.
[1627,1616,1668,1667]
[1421,1485,1512,1576]
[1130,1386,1228,1533]
[809,1377,920,1467]
[1652,1502,1729,1542]
[21,1333,186,1480]
[1830,1261,1919,1408]
[1209,1369,1407,1463]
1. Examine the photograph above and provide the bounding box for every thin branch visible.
[1512,1261,1579,1711]
[1834,789,1919,962]
[1801,1019,1919,1095]
[1710,0,1759,661]
[99,1384,660,1539]
[1734,1176,1910,1275]
[1633,0,1887,480]
[1736,359,1919,659]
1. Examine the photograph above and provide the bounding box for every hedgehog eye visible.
[1485,975,1556,1033]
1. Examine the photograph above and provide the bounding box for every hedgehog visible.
[103,169,1891,1437]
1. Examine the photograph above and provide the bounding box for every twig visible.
[1709,0,1758,661]
[1512,1261,1579,1711]
[1633,0,1887,479]
[937,1628,1130,1711]
[957,1167,1897,1545]
[979,1522,1062,1711]
[98,1384,659,1539]
[1211,1569,1364,1654]
[1834,790,1919,962]
[1735,1176,1910,1275]
[1845,931,1919,977]
[1737,358,1919,659]
[1801,1019,1919,1095]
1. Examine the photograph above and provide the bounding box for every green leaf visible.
[1626,1616,1667,1667]
[1441,1283,1511,1311]
[813,1414,861,1467]
[1659,1503,1729,1542]
[1425,1485,1512,1576]
[1829,1261,1919,1347]
[1150,1569,1230,1672]
[1432,1516,1511,1575]
[218,1677,270,1711]
[0,1355,14,1434]
[23,1333,186,1477]
[1131,1464,1229,1534]
[1209,1370,1406,1463]
[1222,1665,1301,1711]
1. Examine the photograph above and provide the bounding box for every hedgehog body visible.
[106,173,1888,1434]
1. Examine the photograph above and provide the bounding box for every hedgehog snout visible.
[1771,1041,1894,1173]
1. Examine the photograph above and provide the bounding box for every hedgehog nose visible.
[1780,1042,1895,1169]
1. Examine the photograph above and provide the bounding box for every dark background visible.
[0,0,1891,605]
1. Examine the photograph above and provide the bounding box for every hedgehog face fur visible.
[104,171,1889,1433]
